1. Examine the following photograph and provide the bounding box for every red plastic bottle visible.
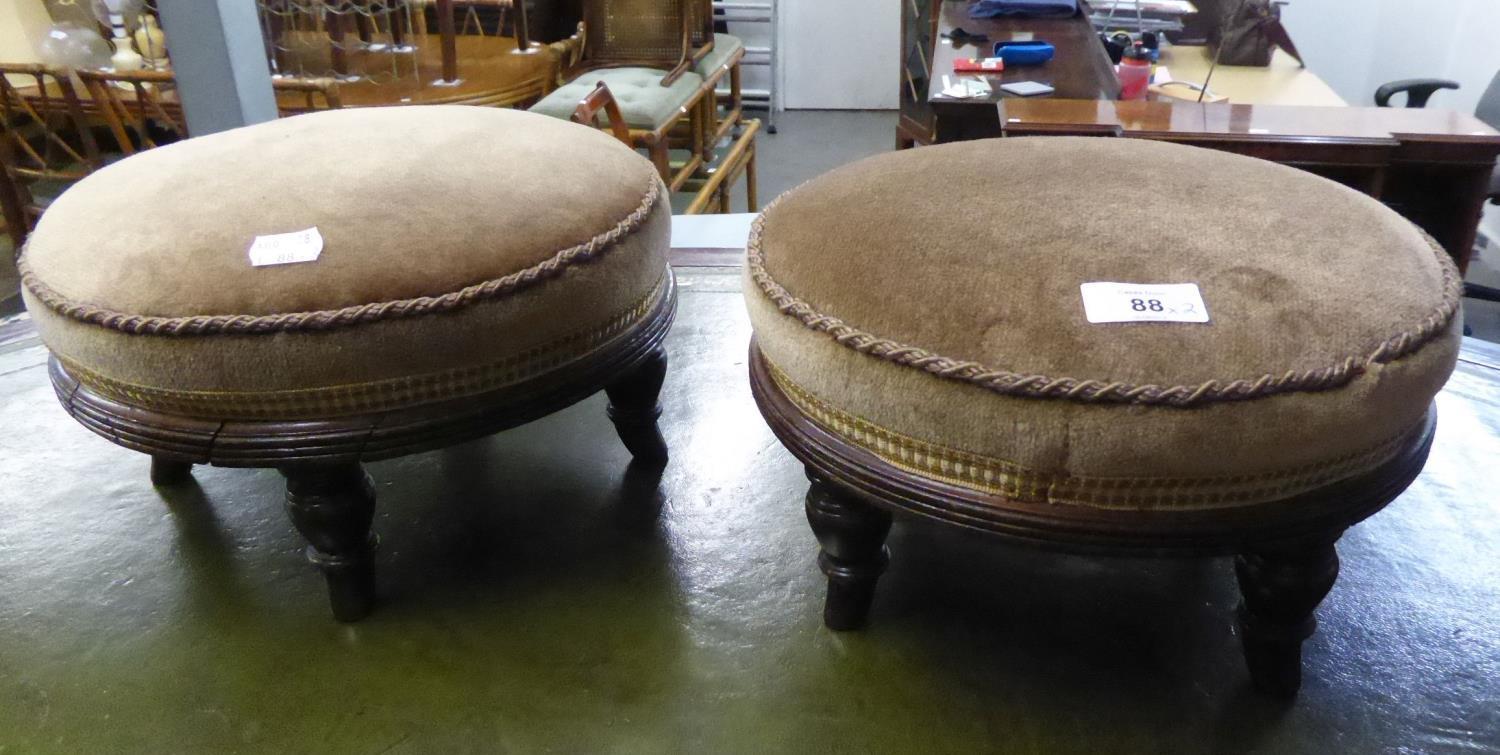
[1118,41,1152,101]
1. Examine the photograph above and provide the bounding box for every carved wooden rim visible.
[747,192,1462,407]
[749,342,1434,554]
[51,274,677,466]
[19,176,663,337]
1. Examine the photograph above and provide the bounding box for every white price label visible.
[248,227,324,267]
[1080,282,1210,324]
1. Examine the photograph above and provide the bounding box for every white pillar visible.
[156,0,277,135]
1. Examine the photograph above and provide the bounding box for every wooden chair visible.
[530,0,716,189]
[577,0,712,87]
[569,82,631,145]
[0,64,100,249]
[684,0,745,150]
[575,81,758,216]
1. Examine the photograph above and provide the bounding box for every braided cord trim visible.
[20,175,663,337]
[748,193,1462,408]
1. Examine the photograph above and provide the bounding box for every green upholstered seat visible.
[694,33,744,80]
[21,106,672,420]
[530,68,706,131]
[746,137,1461,511]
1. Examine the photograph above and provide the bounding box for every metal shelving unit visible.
[714,0,778,133]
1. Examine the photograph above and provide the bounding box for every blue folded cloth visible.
[968,0,1079,18]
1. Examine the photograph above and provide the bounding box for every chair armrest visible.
[1466,282,1500,303]
[1374,78,1460,108]
[660,58,693,87]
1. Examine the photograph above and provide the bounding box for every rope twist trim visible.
[747,192,1462,408]
[20,175,663,337]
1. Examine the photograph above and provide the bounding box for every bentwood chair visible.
[76,69,188,155]
[0,64,100,249]
[80,68,345,155]
[272,76,346,115]
[530,0,716,189]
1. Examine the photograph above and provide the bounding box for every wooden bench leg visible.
[605,346,669,467]
[282,463,378,622]
[1235,537,1342,699]
[150,456,194,486]
[806,470,892,630]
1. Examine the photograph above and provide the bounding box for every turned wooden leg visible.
[150,456,193,486]
[605,347,669,467]
[282,463,378,622]
[1235,538,1341,699]
[805,470,892,630]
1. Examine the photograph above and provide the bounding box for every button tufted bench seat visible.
[745,137,1461,698]
[531,67,709,184]
[532,67,705,133]
[22,106,677,621]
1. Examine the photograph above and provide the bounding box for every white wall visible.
[781,0,899,109]
[1,0,54,68]
[1283,0,1500,240]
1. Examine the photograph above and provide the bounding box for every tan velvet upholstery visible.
[747,137,1461,510]
[21,106,672,419]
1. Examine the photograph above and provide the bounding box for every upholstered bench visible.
[21,106,676,621]
[745,137,1461,698]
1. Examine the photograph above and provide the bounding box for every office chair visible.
[1376,69,1500,319]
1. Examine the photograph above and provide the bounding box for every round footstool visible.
[745,137,1461,697]
[21,106,676,621]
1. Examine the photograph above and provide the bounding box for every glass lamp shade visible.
[37,22,113,70]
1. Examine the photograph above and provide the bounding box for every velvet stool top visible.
[745,136,1461,698]
[21,106,678,620]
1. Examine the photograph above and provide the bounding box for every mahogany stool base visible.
[749,342,1433,700]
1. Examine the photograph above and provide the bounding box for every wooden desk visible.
[898,0,1119,147]
[1000,99,1500,270]
[1157,46,1345,107]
